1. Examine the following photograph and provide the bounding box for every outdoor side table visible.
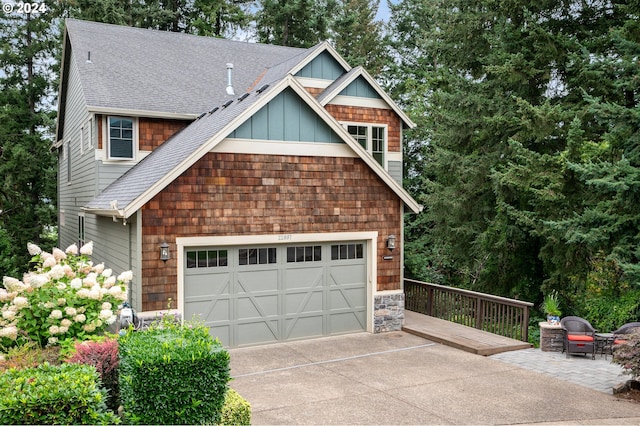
[595,333,614,359]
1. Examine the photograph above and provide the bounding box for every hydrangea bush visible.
[0,242,131,349]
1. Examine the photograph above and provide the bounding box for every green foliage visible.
[219,389,251,426]
[573,253,640,332]
[0,363,120,425]
[613,330,640,380]
[541,291,561,317]
[255,0,337,47]
[0,242,131,349]
[118,322,231,425]
[0,341,61,371]
[389,0,640,304]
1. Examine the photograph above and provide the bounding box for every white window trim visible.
[87,117,94,150]
[102,115,139,162]
[342,122,388,169]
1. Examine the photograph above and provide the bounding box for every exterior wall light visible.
[160,242,170,262]
[387,234,396,252]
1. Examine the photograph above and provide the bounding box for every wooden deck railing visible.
[404,279,533,342]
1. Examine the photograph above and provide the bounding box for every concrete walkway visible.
[228,331,640,425]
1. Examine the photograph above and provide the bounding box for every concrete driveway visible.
[228,331,640,425]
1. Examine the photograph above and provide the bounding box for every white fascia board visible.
[320,67,416,129]
[289,41,351,76]
[288,77,423,214]
[81,207,125,218]
[86,106,198,121]
[120,78,293,219]
[214,138,357,158]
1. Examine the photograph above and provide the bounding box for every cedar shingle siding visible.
[140,152,401,311]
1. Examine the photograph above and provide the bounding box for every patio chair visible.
[561,316,596,359]
[612,322,640,346]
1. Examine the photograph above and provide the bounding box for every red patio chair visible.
[561,316,596,359]
[612,322,640,346]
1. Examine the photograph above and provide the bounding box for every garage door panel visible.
[237,294,279,319]
[284,267,324,290]
[237,320,279,346]
[285,316,324,340]
[237,270,279,293]
[185,274,231,297]
[285,290,324,314]
[330,311,366,333]
[330,287,366,310]
[185,298,231,322]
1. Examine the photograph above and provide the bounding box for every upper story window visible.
[347,124,386,167]
[108,116,135,159]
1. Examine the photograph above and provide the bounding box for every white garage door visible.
[184,242,367,347]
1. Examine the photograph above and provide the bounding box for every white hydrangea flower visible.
[76,289,90,299]
[74,314,86,323]
[0,288,10,302]
[62,264,74,278]
[106,315,117,325]
[60,318,72,328]
[0,325,18,340]
[44,301,55,309]
[88,285,102,300]
[29,274,49,288]
[65,243,78,255]
[80,241,93,256]
[2,310,16,321]
[28,243,42,256]
[13,296,29,309]
[83,323,96,332]
[52,248,67,261]
[56,282,67,291]
[65,307,77,316]
[101,302,112,310]
[93,263,105,274]
[49,325,60,334]
[49,310,63,319]
[103,276,116,288]
[99,309,113,320]
[42,256,57,269]
[48,336,58,345]
[83,273,98,287]
[57,298,66,306]
[58,325,69,334]
[118,270,133,283]
[49,265,65,280]
[70,278,82,289]
[102,268,113,278]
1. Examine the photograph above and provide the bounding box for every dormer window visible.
[108,116,135,159]
[347,124,386,167]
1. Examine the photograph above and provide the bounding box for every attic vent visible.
[237,93,249,102]
[197,112,207,120]
[222,100,233,108]
[256,84,269,93]
[226,63,235,96]
[86,51,92,63]
[209,106,219,114]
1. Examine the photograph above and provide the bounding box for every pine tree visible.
[0,10,58,276]
[255,0,337,47]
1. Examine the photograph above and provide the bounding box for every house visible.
[55,19,422,347]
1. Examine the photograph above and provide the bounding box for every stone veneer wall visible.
[374,293,405,333]
[539,322,564,352]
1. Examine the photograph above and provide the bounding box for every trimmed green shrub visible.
[219,389,251,426]
[118,323,230,425]
[0,363,120,425]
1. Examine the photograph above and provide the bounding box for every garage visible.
[183,241,367,347]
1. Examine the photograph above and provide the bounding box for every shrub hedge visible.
[219,389,251,425]
[0,363,120,425]
[118,324,230,425]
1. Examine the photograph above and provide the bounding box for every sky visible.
[376,0,394,22]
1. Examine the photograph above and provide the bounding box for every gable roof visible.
[56,19,306,141]
[317,66,416,129]
[84,74,422,217]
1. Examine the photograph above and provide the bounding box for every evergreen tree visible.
[0,9,58,276]
[332,0,386,76]
[388,0,640,304]
[255,0,337,47]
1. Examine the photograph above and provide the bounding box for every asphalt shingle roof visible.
[64,19,307,115]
